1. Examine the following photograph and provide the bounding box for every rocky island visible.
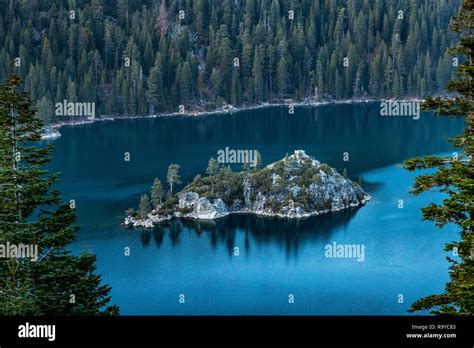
[124,150,371,228]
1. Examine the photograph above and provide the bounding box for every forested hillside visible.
[0,0,461,122]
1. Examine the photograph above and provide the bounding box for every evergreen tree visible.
[254,150,262,170]
[166,164,182,196]
[403,1,473,315]
[277,55,289,99]
[231,69,241,106]
[0,75,118,315]
[147,55,165,113]
[36,96,53,123]
[180,61,192,104]
[150,178,164,208]
[252,46,264,102]
[206,157,219,194]
[138,194,151,220]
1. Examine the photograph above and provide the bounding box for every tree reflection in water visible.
[138,207,362,259]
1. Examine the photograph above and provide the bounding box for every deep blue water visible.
[48,103,465,315]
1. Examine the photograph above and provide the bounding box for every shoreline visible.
[124,197,371,229]
[50,97,424,129]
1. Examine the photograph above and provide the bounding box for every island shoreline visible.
[123,199,371,229]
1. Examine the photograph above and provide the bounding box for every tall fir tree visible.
[150,178,164,208]
[0,75,118,315]
[403,0,473,315]
[166,164,182,196]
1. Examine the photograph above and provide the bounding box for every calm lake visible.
[49,102,464,315]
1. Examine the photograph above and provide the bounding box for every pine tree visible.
[353,66,363,98]
[403,1,473,315]
[206,157,219,194]
[0,75,118,315]
[252,46,264,102]
[66,77,77,102]
[166,164,182,196]
[218,33,233,101]
[0,259,37,315]
[146,55,165,113]
[150,178,164,208]
[254,150,262,170]
[138,194,151,220]
[277,55,289,99]
[156,1,169,36]
[210,68,221,101]
[180,61,192,104]
[36,95,52,123]
[231,69,241,106]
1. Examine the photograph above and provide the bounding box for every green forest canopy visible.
[0,0,462,122]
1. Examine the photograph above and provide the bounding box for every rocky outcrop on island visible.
[124,150,370,228]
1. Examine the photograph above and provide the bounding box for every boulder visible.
[230,199,244,211]
[193,197,229,219]
[124,216,136,226]
[179,191,199,209]
[142,219,154,228]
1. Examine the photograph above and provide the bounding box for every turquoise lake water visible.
[48,102,465,315]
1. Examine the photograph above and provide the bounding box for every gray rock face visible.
[179,191,199,209]
[214,198,228,215]
[125,216,154,229]
[188,197,229,220]
[307,170,366,211]
[230,199,244,211]
[253,192,266,212]
[124,216,135,226]
[261,150,370,216]
[280,202,306,218]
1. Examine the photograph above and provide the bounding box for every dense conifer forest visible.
[0,0,461,122]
